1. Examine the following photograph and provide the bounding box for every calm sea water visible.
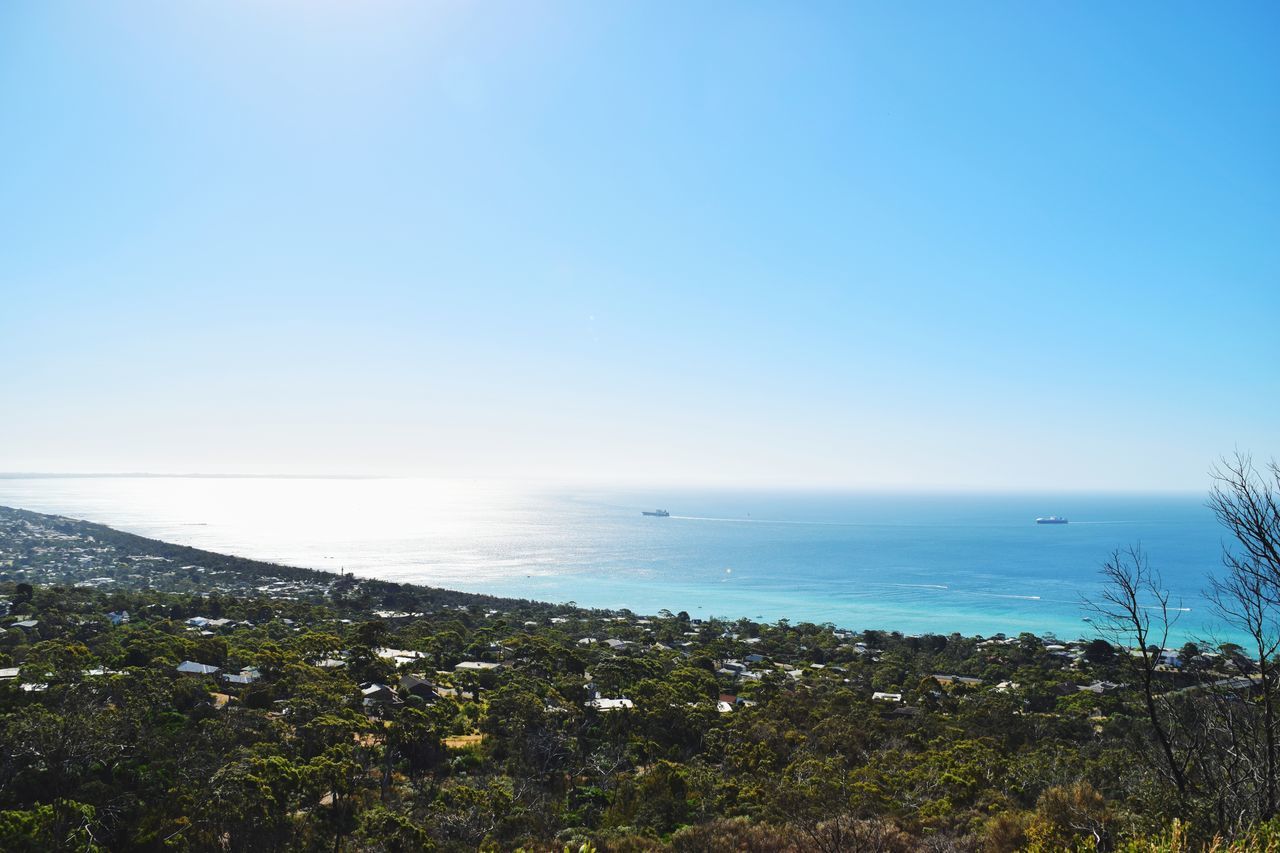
[0,477,1233,641]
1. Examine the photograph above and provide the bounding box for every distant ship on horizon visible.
[1036,516,1069,525]
[642,509,671,517]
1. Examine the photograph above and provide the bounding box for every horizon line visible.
[0,471,1209,495]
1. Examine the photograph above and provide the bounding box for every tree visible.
[0,800,102,853]
[1083,639,1114,664]
[1209,455,1280,596]
[1084,453,1280,834]
[1025,781,1112,851]
[352,806,434,852]
[1207,454,1280,822]
[199,754,305,852]
[1209,546,1280,823]
[387,706,447,781]
[1085,546,1190,804]
[427,779,513,848]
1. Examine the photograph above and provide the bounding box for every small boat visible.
[1036,516,1069,524]
[642,509,671,517]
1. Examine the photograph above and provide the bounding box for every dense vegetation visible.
[0,581,1275,852]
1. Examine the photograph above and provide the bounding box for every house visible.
[376,648,426,667]
[314,658,347,669]
[376,647,425,660]
[75,577,115,588]
[177,661,221,676]
[932,674,983,688]
[585,697,634,711]
[399,674,436,701]
[373,610,418,620]
[1078,680,1121,694]
[454,661,500,672]
[223,667,262,686]
[106,610,130,626]
[0,667,19,680]
[12,620,38,631]
[361,682,402,710]
[604,639,630,651]
[872,692,903,702]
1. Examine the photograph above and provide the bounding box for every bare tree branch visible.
[1085,545,1189,802]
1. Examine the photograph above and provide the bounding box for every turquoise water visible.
[0,477,1230,641]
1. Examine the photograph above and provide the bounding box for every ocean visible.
[0,477,1234,642]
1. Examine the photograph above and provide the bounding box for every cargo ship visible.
[642,509,671,517]
[1036,516,1069,524]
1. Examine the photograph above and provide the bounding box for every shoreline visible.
[1,502,1224,647]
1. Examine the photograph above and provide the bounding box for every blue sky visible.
[2,1,1277,489]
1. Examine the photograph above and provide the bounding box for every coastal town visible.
[0,504,1219,716]
[2,504,1270,850]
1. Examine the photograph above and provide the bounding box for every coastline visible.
[0,473,1234,642]
[0,478,1227,641]
[0,503,1219,646]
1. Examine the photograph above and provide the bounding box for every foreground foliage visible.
[0,577,1259,852]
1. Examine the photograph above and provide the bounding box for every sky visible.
[1,1,1277,490]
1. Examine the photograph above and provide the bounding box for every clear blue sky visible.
[2,2,1277,489]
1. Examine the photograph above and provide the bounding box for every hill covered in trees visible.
[0,455,1279,851]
